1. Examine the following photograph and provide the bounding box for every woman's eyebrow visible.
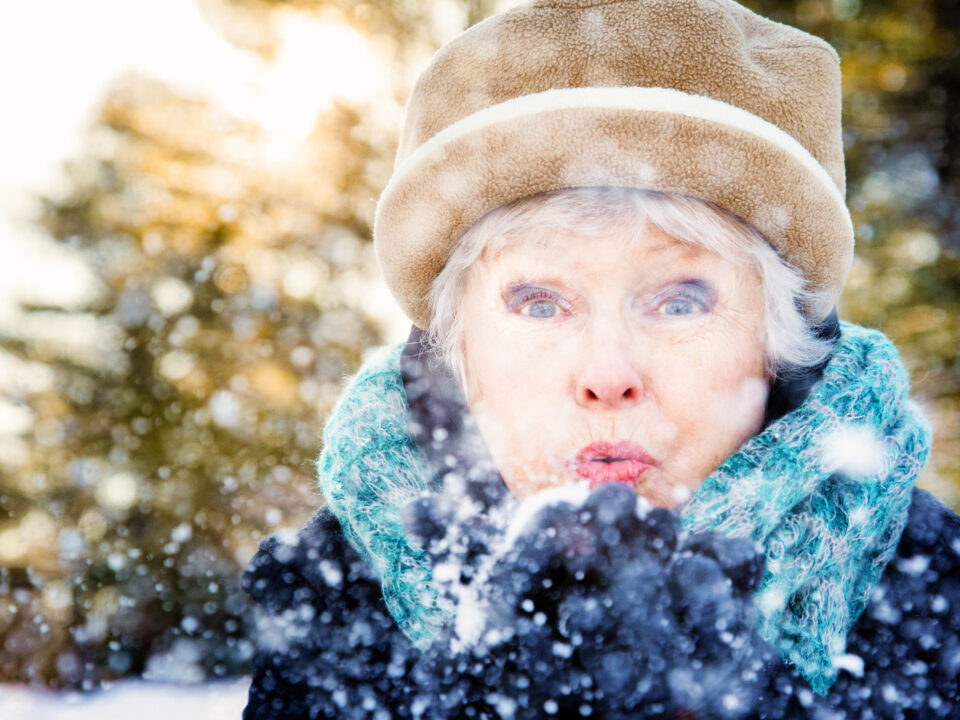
[501,276,571,293]
[502,273,718,289]
[668,277,716,292]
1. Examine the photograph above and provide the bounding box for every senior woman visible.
[242,0,960,718]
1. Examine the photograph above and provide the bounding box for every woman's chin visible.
[589,469,694,510]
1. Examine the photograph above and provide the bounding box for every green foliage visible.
[0,74,387,686]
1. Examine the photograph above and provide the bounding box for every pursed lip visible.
[569,440,657,488]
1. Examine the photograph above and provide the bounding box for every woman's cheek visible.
[473,375,566,491]
[681,370,769,483]
[694,367,767,424]
[468,399,538,498]
[644,341,764,474]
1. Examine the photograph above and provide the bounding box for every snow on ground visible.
[0,678,249,720]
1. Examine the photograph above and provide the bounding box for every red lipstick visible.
[571,441,656,489]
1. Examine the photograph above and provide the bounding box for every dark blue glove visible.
[406,483,796,719]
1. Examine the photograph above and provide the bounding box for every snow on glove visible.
[402,473,510,592]
[408,483,795,720]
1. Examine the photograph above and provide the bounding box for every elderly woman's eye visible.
[659,298,698,315]
[521,299,560,318]
[654,284,712,317]
[507,285,568,319]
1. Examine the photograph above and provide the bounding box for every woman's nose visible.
[575,344,645,409]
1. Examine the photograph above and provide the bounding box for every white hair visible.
[425,186,834,392]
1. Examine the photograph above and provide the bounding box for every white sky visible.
[0,0,401,331]
[0,0,530,344]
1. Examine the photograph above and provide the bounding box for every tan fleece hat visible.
[374,0,853,329]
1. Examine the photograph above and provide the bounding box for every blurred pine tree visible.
[0,29,398,689]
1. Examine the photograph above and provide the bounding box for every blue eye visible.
[659,298,697,316]
[522,300,560,318]
[508,284,569,319]
[654,282,713,317]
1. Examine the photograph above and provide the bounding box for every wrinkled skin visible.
[460,222,770,506]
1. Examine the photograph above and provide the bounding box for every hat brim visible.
[374,86,854,329]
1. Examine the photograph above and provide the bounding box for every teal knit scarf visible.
[316,321,932,695]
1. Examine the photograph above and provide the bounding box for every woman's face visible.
[459,220,771,508]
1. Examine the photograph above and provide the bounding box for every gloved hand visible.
[402,472,511,589]
[405,482,795,719]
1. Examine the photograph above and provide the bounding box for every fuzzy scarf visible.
[316,321,932,694]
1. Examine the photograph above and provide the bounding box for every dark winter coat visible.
[241,487,960,719]
[242,324,960,718]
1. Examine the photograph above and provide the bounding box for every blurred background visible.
[0,0,957,697]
